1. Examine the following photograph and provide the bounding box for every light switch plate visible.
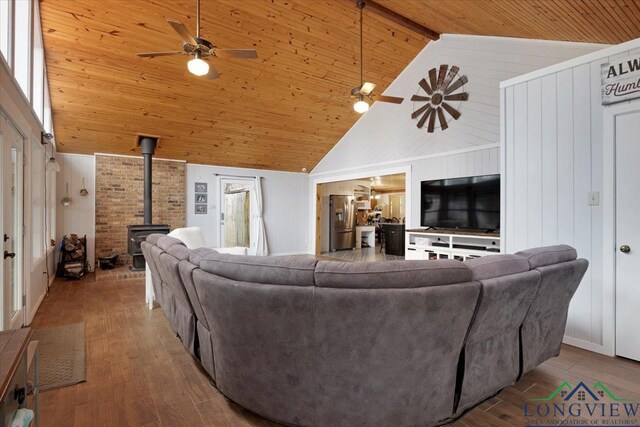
[588,191,600,206]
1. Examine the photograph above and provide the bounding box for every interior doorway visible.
[315,173,406,261]
[219,178,255,251]
[0,116,25,330]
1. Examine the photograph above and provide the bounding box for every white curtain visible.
[254,176,269,256]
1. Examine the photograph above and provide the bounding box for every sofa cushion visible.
[465,254,530,281]
[157,235,185,251]
[215,246,248,255]
[516,245,577,269]
[145,233,164,245]
[189,247,218,266]
[315,259,471,289]
[166,243,191,261]
[200,254,317,287]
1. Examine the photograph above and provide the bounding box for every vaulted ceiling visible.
[41,0,640,172]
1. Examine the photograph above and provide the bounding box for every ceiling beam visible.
[353,0,440,41]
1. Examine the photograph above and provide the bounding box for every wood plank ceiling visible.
[41,0,640,172]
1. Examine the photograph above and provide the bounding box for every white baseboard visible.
[26,286,48,326]
[562,335,612,356]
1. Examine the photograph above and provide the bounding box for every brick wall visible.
[95,155,185,266]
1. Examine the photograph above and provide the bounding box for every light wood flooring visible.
[32,274,640,427]
[320,247,405,262]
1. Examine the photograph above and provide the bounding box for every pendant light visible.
[46,144,60,173]
[353,1,369,114]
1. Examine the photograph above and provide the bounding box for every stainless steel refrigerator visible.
[329,195,356,251]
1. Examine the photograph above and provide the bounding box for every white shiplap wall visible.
[502,37,640,355]
[310,35,605,255]
[309,146,500,253]
[312,35,606,176]
[186,164,309,255]
[56,154,96,270]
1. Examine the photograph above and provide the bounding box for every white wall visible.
[186,164,309,255]
[312,34,606,176]
[56,154,96,270]
[501,37,640,355]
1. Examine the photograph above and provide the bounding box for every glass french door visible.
[1,117,24,330]
[219,178,255,251]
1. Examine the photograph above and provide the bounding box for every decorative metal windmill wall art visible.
[411,65,468,133]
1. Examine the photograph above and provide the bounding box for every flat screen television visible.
[420,174,500,231]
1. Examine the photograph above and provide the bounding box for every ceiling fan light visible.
[188,53,209,76]
[353,99,369,114]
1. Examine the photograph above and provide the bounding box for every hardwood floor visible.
[32,274,640,427]
[319,247,405,262]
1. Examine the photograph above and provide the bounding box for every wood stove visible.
[127,136,169,271]
[128,224,169,270]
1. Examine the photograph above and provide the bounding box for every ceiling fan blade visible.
[442,65,459,90]
[137,51,183,58]
[418,78,433,95]
[376,95,404,104]
[416,107,433,129]
[444,75,468,95]
[444,92,469,101]
[359,82,376,96]
[411,95,431,102]
[167,19,198,46]
[428,68,438,91]
[436,64,448,89]
[206,65,220,80]
[411,103,430,119]
[442,102,461,120]
[216,49,258,59]
[427,108,437,133]
[437,107,448,130]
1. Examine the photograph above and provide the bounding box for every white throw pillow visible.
[168,227,207,249]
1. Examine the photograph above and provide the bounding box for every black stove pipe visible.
[139,136,158,225]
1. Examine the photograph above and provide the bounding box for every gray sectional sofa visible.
[142,235,588,426]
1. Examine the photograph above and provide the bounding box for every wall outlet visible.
[588,191,600,206]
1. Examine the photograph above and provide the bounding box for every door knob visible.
[3,251,16,259]
[620,245,631,253]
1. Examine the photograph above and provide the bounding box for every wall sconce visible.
[41,131,54,145]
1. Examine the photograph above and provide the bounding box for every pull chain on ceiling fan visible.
[351,1,404,114]
[136,0,258,79]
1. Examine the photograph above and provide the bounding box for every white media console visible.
[405,229,501,261]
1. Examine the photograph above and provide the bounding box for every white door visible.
[219,178,256,252]
[0,117,25,330]
[615,110,640,361]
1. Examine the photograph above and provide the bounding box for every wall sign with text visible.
[601,54,640,105]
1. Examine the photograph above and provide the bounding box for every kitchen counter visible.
[356,226,375,249]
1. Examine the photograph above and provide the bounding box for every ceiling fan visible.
[136,0,258,79]
[351,1,404,113]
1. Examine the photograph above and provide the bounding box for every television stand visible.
[405,229,501,261]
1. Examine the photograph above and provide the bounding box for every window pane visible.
[33,2,44,121]
[14,0,31,99]
[0,0,10,63]
[44,75,52,133]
